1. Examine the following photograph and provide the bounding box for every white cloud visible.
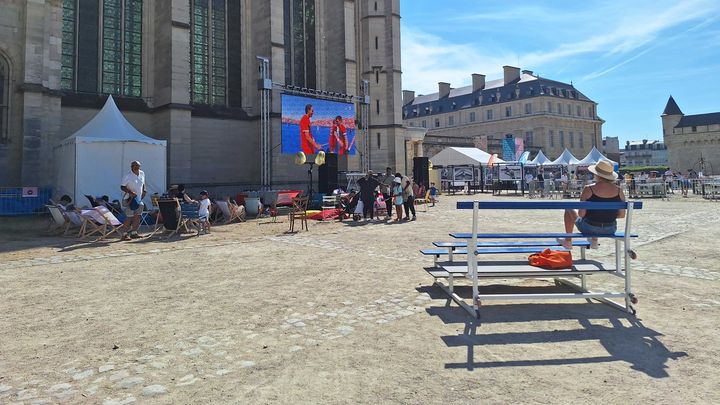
[401,0,720,92]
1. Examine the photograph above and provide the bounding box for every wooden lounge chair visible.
[216,199,245,224]
[46,204,79,236]
[289,196,309,232]
[156,198,182,238]
[77,207,123,240]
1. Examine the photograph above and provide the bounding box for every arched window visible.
[61,0,143,97]
[0,54,9,143]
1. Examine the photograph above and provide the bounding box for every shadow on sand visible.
[417,285,687,378]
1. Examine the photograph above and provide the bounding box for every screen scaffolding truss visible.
[257,56,370,188]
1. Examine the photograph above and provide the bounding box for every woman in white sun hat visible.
[558,160,626,249]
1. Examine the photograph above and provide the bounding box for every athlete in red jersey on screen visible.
[329,115,349,155]
[300,104,322,155]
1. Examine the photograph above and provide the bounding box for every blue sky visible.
[400,0,720,144]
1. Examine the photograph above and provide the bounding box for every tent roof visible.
[429,147,504,166]
[550,148,580,165]
[577,146,617,165]
[529,150,551,165]
[59,96,166,146]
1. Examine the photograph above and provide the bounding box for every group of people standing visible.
[356,167,420,222]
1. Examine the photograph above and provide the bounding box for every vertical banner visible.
[502,138,515,161]
[514,138,524,160]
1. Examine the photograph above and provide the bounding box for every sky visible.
[399,0,720,144]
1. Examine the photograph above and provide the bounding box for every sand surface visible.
[1,193,718,404]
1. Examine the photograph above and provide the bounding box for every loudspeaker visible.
[318,153,339,194]
[413,157,430,189]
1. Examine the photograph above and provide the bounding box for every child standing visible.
[392,177,404,221]
[198,190,211,234]
[429,182,438,206]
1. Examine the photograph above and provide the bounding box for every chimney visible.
[522,70,534,76]
[503,65,521,85]
[438,82,451,98]
[402,90,415,105]
[472,74,486,92]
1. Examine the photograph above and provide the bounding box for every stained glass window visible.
[284,0,316,89]
[102,0,122,95]
[189,0,226,105]
[61,0,76,90]
[123,0,143,97]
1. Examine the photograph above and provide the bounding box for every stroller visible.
[341,191,362,221]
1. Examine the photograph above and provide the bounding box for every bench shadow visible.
[417,285,687,378]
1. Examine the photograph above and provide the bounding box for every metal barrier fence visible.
[0,187,53,216]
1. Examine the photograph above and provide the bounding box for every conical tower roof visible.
[662,95,683,116]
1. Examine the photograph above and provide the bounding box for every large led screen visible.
[281,94,357,155]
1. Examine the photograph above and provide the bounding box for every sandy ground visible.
[0,192,719,404]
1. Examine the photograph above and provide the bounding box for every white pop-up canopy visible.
[528,150,552,166]
[549,148,580,166]
[577,146,617,166]
[430,147,504,166]
[54,96,167,206]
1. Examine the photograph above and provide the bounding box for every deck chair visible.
[47,205,72,235]
[179,203,201,236]
[414,190,431,212]
[216,200,245,224]
[84,194,100,207]
[77,207,122,240]
[93,206,124,240]
[157,198,182,238]
[289,196,309,232]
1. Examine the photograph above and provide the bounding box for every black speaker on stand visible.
[413,156,430,189]
[318,153,339,194]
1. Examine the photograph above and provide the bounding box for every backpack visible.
[528,249,573,269]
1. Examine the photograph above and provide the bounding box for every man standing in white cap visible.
[120,160,146,240]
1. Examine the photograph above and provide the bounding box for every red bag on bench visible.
[528,248,573,269]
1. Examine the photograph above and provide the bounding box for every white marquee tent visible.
[429,147,504,166]
[54,96,167,206]
[528,150,552,166]
[549,148,580,166]
[577,146,617,166]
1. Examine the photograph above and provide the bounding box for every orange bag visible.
[528,248,573,269]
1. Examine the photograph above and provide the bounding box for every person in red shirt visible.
[300,104,321,155]
[329,115,348,155]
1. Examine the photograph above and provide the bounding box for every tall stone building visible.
[0,0,406,190]
[402,66,604,160]
[661,95,720,174]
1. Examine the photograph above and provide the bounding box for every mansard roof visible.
[676,112,720,128]
[662,96,683,116]
[403,73,594,118]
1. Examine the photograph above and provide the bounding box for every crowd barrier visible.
[0,187,53,216]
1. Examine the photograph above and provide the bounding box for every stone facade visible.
[0,0,406,191]
[601,136,620,164]
[662,96,720,175]
[620,140,668,167]
[402,68,603,161]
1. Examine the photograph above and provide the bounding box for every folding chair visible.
[414,190,431,212]
[216,200,244,224]
[179,203,201,236]
[289,197,309,232]
[93,206,125,240]
[156,198,182,238]
[46,205,72,235]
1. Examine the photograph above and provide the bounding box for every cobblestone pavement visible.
[1,194,718,403]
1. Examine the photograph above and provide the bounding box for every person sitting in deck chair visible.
[558,160,626,250]
[58,195,76,211]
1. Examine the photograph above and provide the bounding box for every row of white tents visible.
[429,147,617,168]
